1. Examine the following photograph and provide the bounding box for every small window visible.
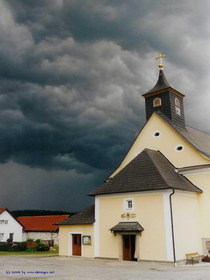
[175,106,181,116]
[124,198,134,211]
[8,233,14,242]
[176,145,184,152]
[0,220,8,224]
[128,200,132,208]
[153,97,162,107]
[153,131,161,138]
[206,241,210,249]
[175,98,180,107]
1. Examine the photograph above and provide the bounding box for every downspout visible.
[169,188,176,266]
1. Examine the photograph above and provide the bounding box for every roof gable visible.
[0,208,24,228]
[111,111,210,178]
[90,149,201,196]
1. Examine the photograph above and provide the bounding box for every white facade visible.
[23,232,59,246]
[0,210,23,242]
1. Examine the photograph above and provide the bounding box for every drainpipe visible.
[169,188,176,266]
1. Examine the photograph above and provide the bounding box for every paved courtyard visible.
[1,255,210,280]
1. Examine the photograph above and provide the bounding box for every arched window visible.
[153,97,162,107]
[175,98,180,107]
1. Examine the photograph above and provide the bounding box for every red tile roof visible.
[0,208,6,214]
[17,215,69,232]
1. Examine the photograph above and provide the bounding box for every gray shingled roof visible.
[57,205,95,225]
[110,222,144,233]
[156,111,210,159]
[89,149,201,196]
[179,126,210,158]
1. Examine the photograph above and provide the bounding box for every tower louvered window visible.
[153,97,162,107]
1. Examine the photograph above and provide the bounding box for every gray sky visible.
[0,0,210,211]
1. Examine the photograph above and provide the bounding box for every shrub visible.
[26,245,36,252]
[26,242,36,246]
[8,242,27,252]
[35,243,50,252]
[27,239,34,242]
[0,242,10,251]
[13,242,27,251]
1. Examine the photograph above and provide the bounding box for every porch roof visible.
[110,222,144,233]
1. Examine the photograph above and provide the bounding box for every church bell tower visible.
[143,53,186,128]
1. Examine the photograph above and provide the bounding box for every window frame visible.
[124,198,134,211]
[175,98,180,107]
[0,233,4,241]
[0,220,8,225]
[175,106,181,116]
[153,97,162,107]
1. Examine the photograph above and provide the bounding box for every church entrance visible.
[122,235,137,261]
[72,234,81,256]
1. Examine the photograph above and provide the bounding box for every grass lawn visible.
[0,247,59,256]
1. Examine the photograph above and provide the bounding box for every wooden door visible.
[123,235,136,261]
[72,234,81,256]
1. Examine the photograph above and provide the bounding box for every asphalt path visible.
[1,255,210,280]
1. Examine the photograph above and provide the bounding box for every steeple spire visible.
[144,69,171,95]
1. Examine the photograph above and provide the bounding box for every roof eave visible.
[58,222,94,226]
[24,230,57,232]
[89,186,201,197]
[142,87,185,98]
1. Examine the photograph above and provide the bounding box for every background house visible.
[0,208,23,242]
[17,215,69,246]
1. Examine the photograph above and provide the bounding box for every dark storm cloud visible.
[0,0,149,172]
[0,161,108,211]
[0,0,210,210]
[0,36,144,170]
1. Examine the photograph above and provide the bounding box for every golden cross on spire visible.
[155,53,166,70]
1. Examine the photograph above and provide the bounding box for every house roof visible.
[17,215,69,232]
[0,208,6,214]
[89,149,202,196]
[110,222,144,233]
[57,205,95,225]
[156,111,210,159]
